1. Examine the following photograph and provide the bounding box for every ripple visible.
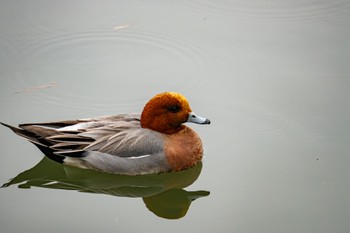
[11,29,212,107]
[32,91,145,115]
[309,133,349,141]
[17,29,210,68]
[241,115,288,134]
[0,39,7,61]
[342,75,350,94]
[303,132,350,149]
[0,37,15,69]
[166,0,350,23]
[0,1,108,38]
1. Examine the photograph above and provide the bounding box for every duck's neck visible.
[141,118,185,134]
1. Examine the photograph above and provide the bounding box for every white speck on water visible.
[113,24,130,30]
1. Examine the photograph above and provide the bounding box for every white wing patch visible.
[57,122,100,132]
[126,154,151,160]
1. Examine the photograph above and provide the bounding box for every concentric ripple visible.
[165,0,350,23]
[342,75,350,94]
[241,114,288,134]
[303,132,350,151]
[0,39,7,62]
[17,29,210,68]
[6,28,212,113]
[0,37,16,71]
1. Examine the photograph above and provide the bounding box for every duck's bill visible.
[187,112,211,124]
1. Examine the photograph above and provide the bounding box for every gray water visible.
[1,1,349,232]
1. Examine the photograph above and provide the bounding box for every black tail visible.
[1,122,64,163]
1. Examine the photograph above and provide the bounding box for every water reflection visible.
[2,157,209,219]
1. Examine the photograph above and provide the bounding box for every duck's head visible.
[141,92,210,134]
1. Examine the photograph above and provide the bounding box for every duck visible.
[1,92,210,175]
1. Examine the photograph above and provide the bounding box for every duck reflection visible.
[2,157,209,219]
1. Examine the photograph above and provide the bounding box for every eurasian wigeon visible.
[1,92,210,175]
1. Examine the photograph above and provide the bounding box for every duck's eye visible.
[168,105,180,113]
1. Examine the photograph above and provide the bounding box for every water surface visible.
[0,1,349,232]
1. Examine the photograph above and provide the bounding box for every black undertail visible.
[1,122,91,163]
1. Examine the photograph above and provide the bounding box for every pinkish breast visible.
[163,126,203,171]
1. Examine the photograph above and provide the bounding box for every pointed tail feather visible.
[1,122,64,163]
[1,122,48,147]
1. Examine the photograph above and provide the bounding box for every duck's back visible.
[2,114,172,175]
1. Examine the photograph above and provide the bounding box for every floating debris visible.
[15,82,58,94]
[113,24,131,30]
